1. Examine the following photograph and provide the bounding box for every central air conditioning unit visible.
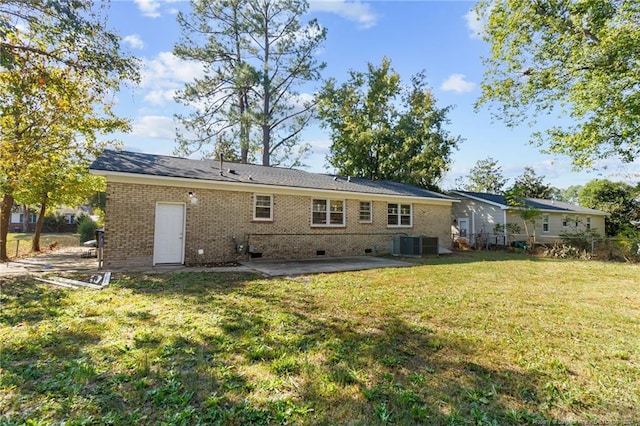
[391,236,439,257]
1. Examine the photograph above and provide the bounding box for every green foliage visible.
[494,222,522,240]
[552,185,583,204]
[578,179,640,236]
[507,167,553,199]
[76,215,98,244]
[559,228,601,252]
[612,228,640,263]
[174,0,326,166]
[317,57,461,190]
[0,1,139,260]
[475,0,640,167]
[461,157,508,194]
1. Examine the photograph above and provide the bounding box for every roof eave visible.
[91,169,456,205]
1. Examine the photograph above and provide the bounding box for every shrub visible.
[559,229,600,252]
[43,214,64,232]
[613,227,640,263]
[77,214,98,244]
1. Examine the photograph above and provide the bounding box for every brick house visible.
[89,150,456,268]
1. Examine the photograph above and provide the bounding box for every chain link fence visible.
[453,233,640,263]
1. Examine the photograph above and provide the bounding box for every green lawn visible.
[1,252,638,425]
[5,233,79,258]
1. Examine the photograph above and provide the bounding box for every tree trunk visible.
[32,200,47,252]
[0,193,14,261]
[262,6,271,167]
[21,204,29,232]
[239,91,249,163]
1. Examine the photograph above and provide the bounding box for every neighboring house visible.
[9,206,85,233]
[89,150,456,268]
[9,209,38,232]
[450,191,609,247]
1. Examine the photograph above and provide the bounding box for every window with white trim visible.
[65,214,75,225]
[562,216,568,227]
[312,199,344,226]
[18,213,37,223]
[253,194,273,221]
[359,201,372,223]
[542,214,550,232]
[387,203,412,227]
[586,217,591,230]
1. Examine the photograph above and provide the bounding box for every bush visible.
[613,227,640,263]
[43,214,64,233]
[77,214,98,244]
[559,229,600,252]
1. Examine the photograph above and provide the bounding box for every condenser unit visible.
[391,236,439,257]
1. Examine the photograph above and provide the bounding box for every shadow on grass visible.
[1,272,566,424]
[391,250,555,267]
[0,276,70,325]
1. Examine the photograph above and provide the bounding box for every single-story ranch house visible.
[450,190,609,247]
[90,150,456,268]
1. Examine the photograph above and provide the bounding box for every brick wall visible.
[104,182,452,268]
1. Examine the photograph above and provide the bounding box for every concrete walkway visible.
[1,247,99,276]
[240,256,414,277]
[1,247,413,278]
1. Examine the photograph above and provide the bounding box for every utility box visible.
[95,229,105,248]
[392,236,439,257]
[419,236,439,255]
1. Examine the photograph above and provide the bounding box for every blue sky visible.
[106,0,639,190]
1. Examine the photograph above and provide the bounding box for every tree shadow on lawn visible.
[0,276,71,325]
[394,250,555,267]
[244,294,557,425]
[1,273,569,425]
[108,270,568,424]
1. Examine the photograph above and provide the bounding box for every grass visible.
[4,233,79,258]
[1,252,639,424]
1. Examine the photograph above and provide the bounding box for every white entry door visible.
[153,203,185,265]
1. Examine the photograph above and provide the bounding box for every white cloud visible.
[132,115,178,139]
[309,0,378,29]
[123,34,144,50]
[464,8,486,40]
[138,52,205,106]
[309,138,331,153]
[134,0,161,18]
[141,52,205,88]
[290,92,315,109]
[440,74,476,94]
[144,89,177,106]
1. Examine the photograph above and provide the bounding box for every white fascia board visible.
[449,191,507,209]
[93,170,455,206]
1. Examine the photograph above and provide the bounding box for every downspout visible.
[471,212,476,239]
[503,209,508,245]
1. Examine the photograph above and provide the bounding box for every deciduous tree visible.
[475,0,640,167]
[0,1,138,261]
[317,58,460,190]
[578,179,640,236]
[14,156,105,252]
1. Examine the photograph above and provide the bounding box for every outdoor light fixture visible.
[188,191,199,205]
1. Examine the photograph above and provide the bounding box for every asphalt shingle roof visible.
[90,150,453,200]
[451,190,608,215]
